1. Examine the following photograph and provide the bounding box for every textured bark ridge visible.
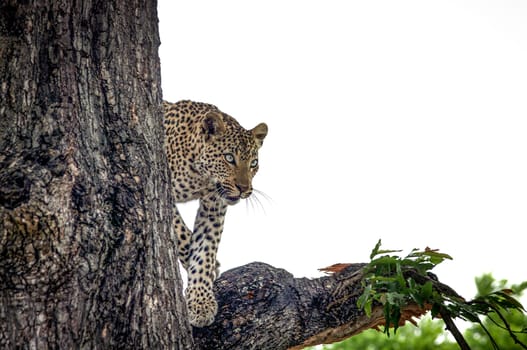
[193,262,443,349]
[0,1,193,348]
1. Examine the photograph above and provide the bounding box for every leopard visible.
[163,100,268,327]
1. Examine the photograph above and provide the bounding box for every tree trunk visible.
[0,0,193,348]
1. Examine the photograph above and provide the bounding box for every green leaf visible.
[369,239,403,260]
[395,262,405,287]
[357,284,374,317]
[370,239,383,260]
[422,281,433,300]
[472,289,526,314]
[364,299,372,317]
[423,250,453,264]
[493,290,526,312]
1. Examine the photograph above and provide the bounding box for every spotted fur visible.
[164,100,268,327]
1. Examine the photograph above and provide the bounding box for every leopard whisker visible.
[246,190,267,215]
[213,184,228,202]
[253,189,273,205]
[245,194,258,214]
[253,188,274,203]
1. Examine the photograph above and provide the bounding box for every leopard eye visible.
[250,159,258,168]
[224,153,235,164]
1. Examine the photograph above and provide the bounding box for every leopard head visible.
[197,111,267,205]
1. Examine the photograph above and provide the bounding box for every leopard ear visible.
[203,111,225,140]
[251,123,268,147]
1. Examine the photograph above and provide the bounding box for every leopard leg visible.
[173,204,193,271]
[185,194,227,327]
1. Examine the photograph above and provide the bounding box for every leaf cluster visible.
[357,240,527,349]
[357,240,451,335]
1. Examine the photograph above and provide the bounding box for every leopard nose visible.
[236,184,251,195]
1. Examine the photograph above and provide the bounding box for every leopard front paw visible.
[186,286,218,327]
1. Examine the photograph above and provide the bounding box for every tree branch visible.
[439,306,471,350]
[193,262,451,349]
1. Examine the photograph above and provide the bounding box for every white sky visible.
[158,1,527,302]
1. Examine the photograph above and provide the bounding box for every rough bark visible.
[194,262,449,350]
[0,0,193,348]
